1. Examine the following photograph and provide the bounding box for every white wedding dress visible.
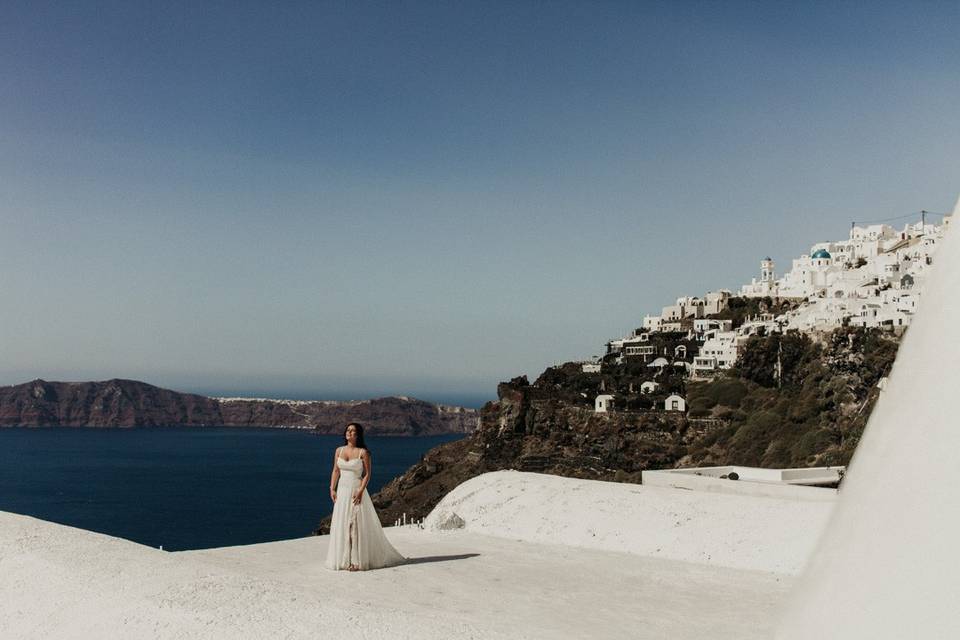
[325,454,406,571]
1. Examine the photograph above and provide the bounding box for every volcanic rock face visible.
[344,327,897,532]
[0,379,477,435]
[0,379,222,427]
[316,376,693,532]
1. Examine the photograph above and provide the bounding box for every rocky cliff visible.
[316,326,899,532]
[0,379,477,435]
[318,375,695,532]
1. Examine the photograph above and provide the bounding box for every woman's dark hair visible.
[344,422,369,452]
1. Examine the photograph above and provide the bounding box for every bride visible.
[325,422,406,571]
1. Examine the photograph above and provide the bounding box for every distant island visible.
[0,379,477,435]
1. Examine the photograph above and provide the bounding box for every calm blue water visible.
[0,428,463,551]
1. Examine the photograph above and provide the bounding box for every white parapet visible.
[642,466,842,502]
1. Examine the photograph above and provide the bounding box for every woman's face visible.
[345,424,357,445]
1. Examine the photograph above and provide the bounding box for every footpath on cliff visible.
[0,470,832,640]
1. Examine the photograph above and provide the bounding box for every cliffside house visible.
[647,357,670,369]
[693,318,733,340]
[595,394,615,413]
[664,394,686,412]
[624,343,656,359]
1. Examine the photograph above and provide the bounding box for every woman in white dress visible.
[325,422,406,571]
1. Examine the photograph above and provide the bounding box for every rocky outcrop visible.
[316,327,899,533]
[0,379,477,435]
[316,375,696,533]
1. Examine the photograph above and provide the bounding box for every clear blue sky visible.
[1,1,957,406]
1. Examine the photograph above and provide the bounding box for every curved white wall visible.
[777,213,960,637]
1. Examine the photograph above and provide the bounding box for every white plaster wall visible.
[426,470,834,574]
[664,395,685,411]
[595,394,614,413]
[776,218,960,638]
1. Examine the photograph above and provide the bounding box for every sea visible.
[0,427,464,551]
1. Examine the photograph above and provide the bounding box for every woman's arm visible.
[353,449,372,505]
[330,447,341,502]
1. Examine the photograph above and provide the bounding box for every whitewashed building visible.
[693,330,740,374]
[740,257,777,297]
[642,315,662,331]
[600,208,952,391]
[594,394,614,413]
[739,215,949,332]
[693,318,733,340]
[664,394,686,412]
[703,290,732,315]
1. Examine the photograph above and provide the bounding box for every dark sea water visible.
[0,428,464,551]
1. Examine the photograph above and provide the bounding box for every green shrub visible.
[715,407,736,420]
[729,410,781,464]
[792,428,835,462]
[688,396,715,413]
[712,379,748,408]
[736,332,817,388]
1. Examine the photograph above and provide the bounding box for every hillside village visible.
[360,204,958,532]
[587,204,955,414]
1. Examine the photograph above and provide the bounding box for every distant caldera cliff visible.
[0,379,478,435]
